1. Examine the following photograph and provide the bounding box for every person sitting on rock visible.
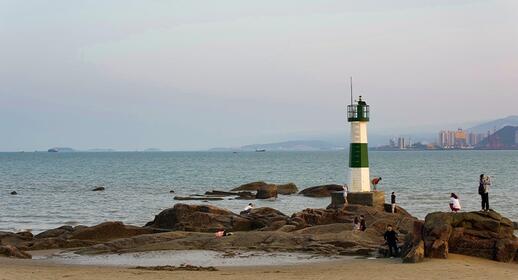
[359,215,367,231]
[449,193,461,213]
[352,216,361,231]
[384,225,399,257]
[241,203,254,215]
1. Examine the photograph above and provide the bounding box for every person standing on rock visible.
[449,193,461,212]
[242,203,254,215]
[384,225,399,257]
[390,192,397,213]
[479,174,491,211]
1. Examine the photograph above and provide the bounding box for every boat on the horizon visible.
[255,149,266,152]
[48,148,58,153]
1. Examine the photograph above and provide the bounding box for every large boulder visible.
[255,184,278,199]
[299,184,344,197]
[145,204,252,232]
[244,207,290,231]
[402,240,425,263]
[423,211,518,262]
[68,221,155,241]
[231,181,268,192]
[276,183,298,195]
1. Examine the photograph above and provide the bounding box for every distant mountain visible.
[87,148,117,152]
[211,140,342,152]
[468,116,518,133]
[476,126,518,149]
[144,148,162,152]
[47,147,75,152]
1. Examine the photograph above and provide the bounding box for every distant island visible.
[210,140,343,152]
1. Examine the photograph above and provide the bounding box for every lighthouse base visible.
[347,191,385,209]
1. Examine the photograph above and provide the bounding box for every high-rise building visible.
[397,137,406,149]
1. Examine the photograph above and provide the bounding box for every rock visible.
[92,187,105,191]
[68,221,155,242]
[402,240,425,263]
[173,196,224,201]
[299,184,344,197]
[35,226,75,239]
[513,221,518,230]
[10,191,17,195]
[145,204,252,232]
[169,190,175,193]
[276,183,298,195]
[205,190,239,196]
[255,184,278,199]
[0,245,32,259]
[244,207,290,231]
[423,210,518,262]
[234,192,255,200]
[231,181,268,192]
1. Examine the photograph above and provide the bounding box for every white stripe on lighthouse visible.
[351,167,370,192]
[350,122,368,143]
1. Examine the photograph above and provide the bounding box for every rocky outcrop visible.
[255,184,278,199]
[299,184,344,197]
[145,204,252,232]
[231,181,268,192]
[231,182,297,195]
[68,222,155,242]
[173,196,224,201]
[10,191,17,195]
[422,211,518,262]
[92,187,105,191]
[244,207,290,231]
[0,245,31,259]
[276,183,298,195]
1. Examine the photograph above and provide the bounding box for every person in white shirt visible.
[242,203,254,214]
[449,193,461,212]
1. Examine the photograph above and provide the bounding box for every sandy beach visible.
[1,254,517,280]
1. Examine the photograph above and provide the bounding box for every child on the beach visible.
[352,217,360,231]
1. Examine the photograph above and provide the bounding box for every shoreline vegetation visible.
[1,182,517,279]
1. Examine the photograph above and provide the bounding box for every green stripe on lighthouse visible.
[349,143,369,168]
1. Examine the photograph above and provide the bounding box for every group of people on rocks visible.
[448,174,492,213]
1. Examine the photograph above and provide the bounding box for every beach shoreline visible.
[1,253,517,280]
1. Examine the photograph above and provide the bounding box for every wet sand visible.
[1,254,517,280]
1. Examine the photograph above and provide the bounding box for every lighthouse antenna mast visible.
[350,76,353,105]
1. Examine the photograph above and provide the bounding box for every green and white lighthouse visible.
[347,95,370,192]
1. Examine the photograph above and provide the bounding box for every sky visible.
[1,0,517,151]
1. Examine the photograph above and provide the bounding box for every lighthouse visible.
[347,95,370,192]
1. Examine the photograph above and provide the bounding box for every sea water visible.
[1,150,517,233]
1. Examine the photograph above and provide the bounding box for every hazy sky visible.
[1,0,517,151]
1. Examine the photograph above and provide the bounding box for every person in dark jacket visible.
[359,215,367,231]
[384,225,399,257]
[390,192,396,213]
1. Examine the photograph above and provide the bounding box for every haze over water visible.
[1,150,517,233]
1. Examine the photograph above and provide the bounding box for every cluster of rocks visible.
[174,182,346,201]
[401,210,518,263]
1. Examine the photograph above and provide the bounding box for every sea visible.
[1,150,517,233]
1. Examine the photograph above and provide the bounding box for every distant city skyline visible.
[1,1,518,151]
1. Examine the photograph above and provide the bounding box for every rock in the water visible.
[276,183,298,195]
[255,184,278,199]
[231,181,268,192]
[0,245,31,259]
[299,184,344,197]
[174,196,223,201]
[10,191,17,195]
[169,190,175,193]
[423,211,518,262]
[92,187,105,191]
[145,204,252,232]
